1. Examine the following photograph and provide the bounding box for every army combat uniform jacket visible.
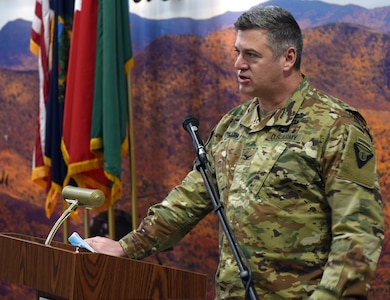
[119,77,384,299]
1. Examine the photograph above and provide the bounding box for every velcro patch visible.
[337,127,376,189]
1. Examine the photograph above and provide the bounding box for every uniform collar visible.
[241,76,310,131]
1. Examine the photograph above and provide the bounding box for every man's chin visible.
[238,86,255,98]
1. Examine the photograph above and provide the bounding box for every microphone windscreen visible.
[182,114,199,129]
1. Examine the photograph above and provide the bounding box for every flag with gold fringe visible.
[30,0,52,190]
[61,0,132,208]
[90,0,133,205]
[30,0,74,217]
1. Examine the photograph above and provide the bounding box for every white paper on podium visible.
[68,232,96,253]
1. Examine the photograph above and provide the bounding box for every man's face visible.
[234,29,286,100]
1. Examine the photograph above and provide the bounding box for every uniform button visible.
[279,126,289,132]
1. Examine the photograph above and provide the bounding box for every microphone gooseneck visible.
[45,186,105,246]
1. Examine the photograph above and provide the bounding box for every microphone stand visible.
[183,117,259,300]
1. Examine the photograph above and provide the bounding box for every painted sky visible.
[130,0,390,19]
[0,0,389,29]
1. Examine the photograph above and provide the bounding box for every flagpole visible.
[63,200,69,243]
[108,205,115,239]
[127,71,138,230]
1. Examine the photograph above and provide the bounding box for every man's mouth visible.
[238,73,250,84]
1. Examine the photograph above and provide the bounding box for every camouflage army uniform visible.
[119,77,384,299]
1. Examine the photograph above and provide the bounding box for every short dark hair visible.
[234,6,303,70]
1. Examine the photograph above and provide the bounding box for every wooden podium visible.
[0,233,208,299]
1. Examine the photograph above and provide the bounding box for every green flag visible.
[90,0,133,205]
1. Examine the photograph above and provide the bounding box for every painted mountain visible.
[0,0,389,298]
[129,0,390,54]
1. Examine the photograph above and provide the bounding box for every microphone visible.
[182,115,208,165]
[62,185,105,208]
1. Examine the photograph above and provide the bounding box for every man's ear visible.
[283,47,297,71]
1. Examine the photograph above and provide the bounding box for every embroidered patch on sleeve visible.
[354,138,374,168]
[337,127,376,189]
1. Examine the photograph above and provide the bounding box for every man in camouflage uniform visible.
[86,6,384,299]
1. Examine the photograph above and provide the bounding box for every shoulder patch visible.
[337,127,376,189]
[353,138,374,168]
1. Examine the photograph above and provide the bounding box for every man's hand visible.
[84,236,127,257]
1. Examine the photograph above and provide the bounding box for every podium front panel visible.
[0,233,208,299]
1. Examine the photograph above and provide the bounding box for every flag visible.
[30,0,74,217]
[90,0,133,204]
[61,0,132,207]
[61,0,109,194]
[30,0,52,189]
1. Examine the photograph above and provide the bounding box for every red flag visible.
[61,0,111,200]
[62,0,132,209]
